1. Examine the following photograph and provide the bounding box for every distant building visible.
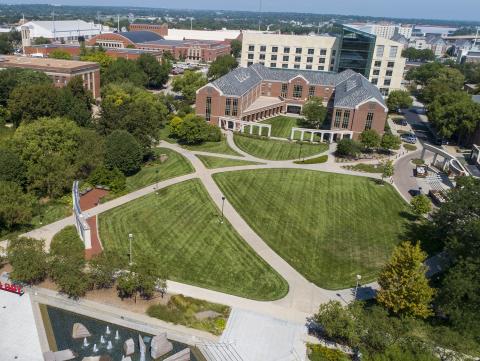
[346,23,413,40]
[165,28,242,42]
[195,63,388,139]
[391,34,409,49]
[86,31,230,62]
[425,35,449,57]
[129,23,168,36]
[19,20,111,47]
[0,55,100,98]
[412,25,458,37]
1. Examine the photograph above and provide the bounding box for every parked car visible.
[434,136,449,146]
[412,108,426,115]
[401,133,417,144]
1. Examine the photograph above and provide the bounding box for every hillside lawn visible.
[213,169,412,289]
[233,133,328,161]
[197,155,262,169]
[98,179,288,300]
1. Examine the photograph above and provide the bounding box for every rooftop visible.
[21,19,102,32]
[165,28,241,41]
[0,55,99,72]
[118,31,164,43]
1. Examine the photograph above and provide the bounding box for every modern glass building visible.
[335,25,377,78]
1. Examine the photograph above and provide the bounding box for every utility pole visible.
[52,10,56,41]
[220,196,226,224]
[117,14,120,33]
[128,233,133,265]
[258,0,262,31]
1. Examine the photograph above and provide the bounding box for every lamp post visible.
[221,196,226,224]
[354,274,362,300]
[128,233,133,266]
[298,142,303,162]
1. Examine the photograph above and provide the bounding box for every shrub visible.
[308,344,350,361]
[88,166,126,192]
[404,144,417,151]
[104,130,143,175]
[336,139,362,158]
[410,195,432,216]
[7,237,48,284]
[176,114,219,144]
[381,133,401,151]
[360,129,381,149]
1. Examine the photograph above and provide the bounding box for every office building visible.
[347,23,413,40]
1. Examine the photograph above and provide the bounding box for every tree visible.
[405,62,444,86]
[359,129,381,150]
[377,241,435,318]
[117,272,139,300]
[137,53,171,89]
[0,105,9,125]
[0,181,34,231]
[386,90,413,112]
[171,70,207,103]
[176,114,220,144]
[0,147,26,185]
[80,49,115,76]
[380,133,401,151]
[0,33,13,54]
[7,237,48,284]
[420,67,465,104]
[104,130,143,175]
[33,36,50,45]
[89,251,127,289]
[103,58,148,87]
[62,77,93,127]
[302,97,328,129]
[132,252,167,299]
[207,54,238,80]
[0,68,52,106]
[336,138,362,158]
[230,39,242,58]
[381,160,394,182]
[49,49,73,60]
[168,116,184,137]
[410,195,431,216]
[401,48,435,62]
[87,166,126,192]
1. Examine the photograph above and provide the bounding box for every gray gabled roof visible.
[118,31,163,43]
[334,73,386,109]
[211,66,263,96]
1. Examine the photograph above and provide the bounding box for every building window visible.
[387,61,395,68]
[332,50,336,56]
[384,79,391,86]
[232,98,238,116]
[389,46,398,58]
[248,45,255,51]
[334,109,342,127]
[271,54,277,61]
[308,48,314,55]
[296,48,302,54]
[259,54,266,60]
[374,60,382,67]
[270,63,277,68]
[308,86,316,97]
[307,57,313,63]
[281,83,288,98]
[295,56,301,62]
[248,53,254,59]
[284,47,290,53]
[365,112,374,130]
[376,45,384,57]
[318,65,325,71]
[380,88,389,96]
[272,46,278,53]
[294,64,300,69]
[283,55,289,61]
[373,69,380,75]
[342,110,350,129]
[260,45,267,52]
[319,58,326,64]
[259,61,265,65]
[225,98,232,116]
[371,78,378,85]
[386,70,393,77]
[206,97,212,121]
[293,84,303,98]
[247,61,253,66]
[320,49,327,56]
[282,64,288,68]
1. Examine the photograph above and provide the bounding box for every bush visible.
[50,226,84,261]
[404,144,417,151]
[336,139,362,158]
[360,129,381,149]
[308,344,350,361]
[87,166,126,192]
[410,195,432,216]
[7,237,48,284]
[0,181,34,230]
[176,114,219,144]
[381,133,401,151]
[104,130,143,175]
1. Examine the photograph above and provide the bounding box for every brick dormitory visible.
[196,63,388,139]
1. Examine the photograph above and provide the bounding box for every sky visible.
[4,0,480,22]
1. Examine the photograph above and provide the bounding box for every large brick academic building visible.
[196,63,388,139]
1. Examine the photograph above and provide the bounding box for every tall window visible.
[271,54,277,61]
[308,86,316,97]
[365,112,374,130]
[295,56,301,62]
[225,98,232,116]
[283,55,289,61]
[334,110,342,128]
[296,48,302,54]
[281,83,288,98]
[248,45,255,51]
[284,47,290,53]
[272,46,278,53]
[387,61,395,68]
[260,45,266,52]
[232,98,238,116]
[376,45,384,57]
[307,57,313,63]
[342,110,350,129]
[293,84,303,98]
[389,46,398,58]
[320,49,327,55]
[308,48,315,55]
[206,97,212,121]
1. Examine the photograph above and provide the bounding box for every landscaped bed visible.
[214,169,412,289]
[196,154,262,169]
[98,179,288,300]
[233,133,328,161]
[343,163,385,173]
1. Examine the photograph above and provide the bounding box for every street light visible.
[298,142,303,162]
[354,274,362,300]
[220,196,226,224]
[128,233,133,265]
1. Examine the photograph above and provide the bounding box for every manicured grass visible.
[197,155,262,169]
[147,294,230,336]
[260,116,305,138]
[343,163,385,173]
[99,179,288,300]
[293,155,328,164]
[403,144,417,151]
[183,137,241,157]
[412,158,426,165]
[214,169,412,289]
[125,147,194,192]
[233,133,328,161]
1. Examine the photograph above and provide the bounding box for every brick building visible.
[86,31,230,62]
[196,64,388,139]
[129,23,168,36]
[0,55,100,98]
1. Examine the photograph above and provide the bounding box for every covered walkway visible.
[290,127,353,143]
[241,96,285,122]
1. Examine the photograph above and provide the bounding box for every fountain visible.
[92,344,98,353]
[100,335,106,344]
[107,341,113,350]
[115,330,120,340]
[83,338,89,347]
[106,325,111,335]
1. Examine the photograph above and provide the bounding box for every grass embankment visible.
[343,163,385,173]
[293,155,328,164]
[99,179,288,300]
[233,133,328,161]
[147,294,230,335]
[197,155,262,169]
[214,169,412,289]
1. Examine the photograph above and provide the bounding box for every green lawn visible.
[98,179,288,300]
[260,116,305,138]
[197,155,262,169]
[183,137,241,157]
[233,133,328,161]
[343,163,385,174]
[213,169,412,289]
[125,148,194,192]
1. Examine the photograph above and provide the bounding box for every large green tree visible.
[359,129,381,150]
[302,97,327,129]
[175,114,221,144]
[0,181,34,231]
[137,53,171,89]
[207,54,238,80]
[171,70,207,103]
[103,58,148,87]
[49,49,73,60]
[0,147,26,185]
[0,68,52,106]
[405,62,444,86]
[420,67,465,104]
[386,90,413,112]
[230,39,242,58]
[7,237,48,284]
[104,130,143,175]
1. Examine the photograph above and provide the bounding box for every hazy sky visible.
[5,0,480,21]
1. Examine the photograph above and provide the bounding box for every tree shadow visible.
[399,210,418,222]
[401,219,444,257]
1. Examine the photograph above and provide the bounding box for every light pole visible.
[298,142,303,162]
[128,233,133,266]
[221,196,226,224]
[354,274,362,300]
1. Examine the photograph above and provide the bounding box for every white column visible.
[432,153,438,165]
[268,127,271,137]
[258,126,262,136]
[291,129,295,140]
[301,131,305,141]
[250,125,253,134]
[320,133,324,142]
[310,132,314,142]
